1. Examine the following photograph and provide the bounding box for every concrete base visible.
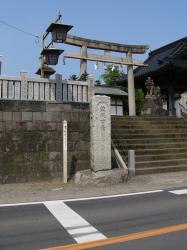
[73,169,128,186]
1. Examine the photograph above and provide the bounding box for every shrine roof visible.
[134,37,187,78]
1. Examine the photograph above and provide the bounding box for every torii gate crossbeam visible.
[64,34,149,116]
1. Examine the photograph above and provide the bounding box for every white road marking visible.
[44,200,106,243]
[0,189,163,207]
[169,189,187,195]
[63,190,163,202]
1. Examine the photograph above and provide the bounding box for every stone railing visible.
[0,71,95,103]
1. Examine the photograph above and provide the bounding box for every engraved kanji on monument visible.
[90,95,111,172]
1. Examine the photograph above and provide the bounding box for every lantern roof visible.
[41,48,64,56]
[46,23,73,34]
[35,65,56,76]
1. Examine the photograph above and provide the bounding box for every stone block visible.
[68,142,76,151]
[78,151,89,161]
[3,112,12,121]
[80,130,90,142]
[26,122,35,131]
[51,112,62,122]
[79,112,90,121]
[49,152,62,161]
[60,103,72,111]
[6,121,17,131]
[0,122,5,132]
[76,141,89,151]
[73,169,128,186]
[47,131,63,140]
[13,112,22,121]
[19,101,46,112]
[16,122,27,131]
[46,103,65,112]
[63,112,80,122]
[22,112,33,121]
[46,122,57,131]
[76,160,89,171]
[43,112,62,122]
[26,121,44,131]
[68,122,79,132]
[68,132,80,141]
[56,123,63,131]
[33,112,42,121]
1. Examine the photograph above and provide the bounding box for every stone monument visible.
[90,95,111,172]
[142,77,165,115]
[73,95,128,186]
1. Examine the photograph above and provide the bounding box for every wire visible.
[0,20,40,39]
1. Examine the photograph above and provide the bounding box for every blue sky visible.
[0,0,187,80]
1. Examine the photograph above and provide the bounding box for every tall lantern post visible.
[36,13,73,78]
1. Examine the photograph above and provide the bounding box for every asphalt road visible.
[1,188,187,250]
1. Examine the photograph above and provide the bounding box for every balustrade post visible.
[20,71,28,100]
[55,74,62,102]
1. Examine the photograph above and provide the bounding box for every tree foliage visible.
[101,65,144,115]
[101,65,125,86]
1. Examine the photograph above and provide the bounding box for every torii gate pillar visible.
[127,52,136,116]
[80,45,87,76]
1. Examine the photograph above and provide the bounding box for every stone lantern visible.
[46,23,73,43]
[41,48,64,65]
[36,65,56,79]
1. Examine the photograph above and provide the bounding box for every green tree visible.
[101,65,125,86]
[101,65,144,115]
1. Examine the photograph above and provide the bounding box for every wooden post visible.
[63,120,68,183]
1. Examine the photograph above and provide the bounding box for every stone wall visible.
[0,100,90,183]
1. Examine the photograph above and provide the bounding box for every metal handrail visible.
[111,140,128,170]
[111,127,128,163]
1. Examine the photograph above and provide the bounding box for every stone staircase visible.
[111,116,187,175]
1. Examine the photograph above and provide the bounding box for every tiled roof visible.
[134,37,187,78]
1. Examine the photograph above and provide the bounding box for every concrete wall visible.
[0,100,90,183]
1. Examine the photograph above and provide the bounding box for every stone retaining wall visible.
[0,100,90,183]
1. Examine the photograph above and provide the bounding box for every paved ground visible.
[1,188,187,249]
[1,171,187,204]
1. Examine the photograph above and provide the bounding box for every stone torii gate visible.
[64,34,149,116]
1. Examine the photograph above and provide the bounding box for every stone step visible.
[135,153,187,161]
[112,133,187,139]
[136,158,187,168]
[112,128,187,134]
[114,138,187,144]
[112,120,186,125]
[112,116,183,121]
[120,147,187,155]
[117,142,187,150]
[112,116,187,175]
[112,124,187,129]
[136,165,187,175]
